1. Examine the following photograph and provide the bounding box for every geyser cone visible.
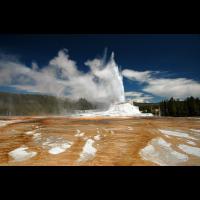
[104,102,142,116]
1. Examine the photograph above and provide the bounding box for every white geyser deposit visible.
[77,139,97,162]
[9,146,37,162]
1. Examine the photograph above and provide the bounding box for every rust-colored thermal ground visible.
[0,116,200,166]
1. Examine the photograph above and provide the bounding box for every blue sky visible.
[0,34,200,103]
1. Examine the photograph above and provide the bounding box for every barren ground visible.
[0,116,200,166]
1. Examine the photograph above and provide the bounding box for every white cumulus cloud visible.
[125,91,154,103]
[143,78,200,98]
[122,69,152,82]
[122,68,200,99]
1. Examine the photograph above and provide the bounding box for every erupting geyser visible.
[76,52,152,117]
[108,52,125,103]
[100,53,143,116]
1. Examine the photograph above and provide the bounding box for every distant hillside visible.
[0,92,95,116]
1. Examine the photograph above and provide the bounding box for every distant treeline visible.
[133,96,200,117]
[160,97,200,117]
[133,102,160,115]
[1,92,200,117]
[0,92,95,116]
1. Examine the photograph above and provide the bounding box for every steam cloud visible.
[0,49,125,105]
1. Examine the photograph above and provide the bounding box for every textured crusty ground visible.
[0,116,200,166]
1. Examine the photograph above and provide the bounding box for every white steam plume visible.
[0,49,125,105]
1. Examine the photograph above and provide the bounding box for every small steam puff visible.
[0,50,125,105]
